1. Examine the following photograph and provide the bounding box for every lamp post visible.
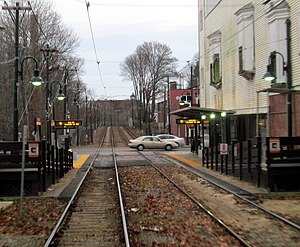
[16,56,43,140]
[163,84,166,131]
[85,94,92,145]
[263,50,292,137]
[49,80,65,146]
[72,93,80,146]
[167,76,171,134]
[130,93,135,128]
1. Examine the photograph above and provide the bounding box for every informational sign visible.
[176,118,201,124]
[220,143,228,155]
[187,124,195,129]
[55,120,82,128]
[269,138,280,153]
[28,142,39,158]
[204,134,210,147]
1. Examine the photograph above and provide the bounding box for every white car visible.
[128,136,178,151]
[156,134,186,147]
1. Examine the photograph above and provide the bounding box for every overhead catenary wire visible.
[84,1,107,96]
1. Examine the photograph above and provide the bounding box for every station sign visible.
[220,143,228,155]
[176,118,201,124]
[269,138,280,153]
[55,120,82,128]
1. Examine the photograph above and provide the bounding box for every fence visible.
[202,138,262,188]
[202,137,300,191]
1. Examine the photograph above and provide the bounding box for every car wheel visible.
[165,145,172,151]
[137,145,144,151]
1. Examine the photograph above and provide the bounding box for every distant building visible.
[155,80,199,144]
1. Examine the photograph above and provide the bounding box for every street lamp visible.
[14,56,43,140]
[263,50,292,137]
[263,51,287,83]
[49,81,65,103]
[20,56,44,86]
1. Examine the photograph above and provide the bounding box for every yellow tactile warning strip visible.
[73,154,90,168]
[167,154,203,168]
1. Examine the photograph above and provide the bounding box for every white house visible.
[198,0,300,140]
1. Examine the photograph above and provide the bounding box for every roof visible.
[170,106,235,119]
[257,88,300,94]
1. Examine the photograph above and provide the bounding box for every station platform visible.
[38,147,267,199]
[167,150,267,195]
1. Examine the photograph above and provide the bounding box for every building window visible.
[298,12,300,54]
[264,1,290,84]
[238,46,243,73]
[235,3,255,80]
[211,54,221,84]
[208,30,222,89]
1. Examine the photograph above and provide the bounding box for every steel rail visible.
[110,127,131,247]
[44,126,109,246]
[164,154,300,231]
[119,126,131,143]
[139,151,251,247]
[44,150,99,247]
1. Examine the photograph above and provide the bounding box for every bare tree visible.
[0,0,84,140]
[120,41,177,134]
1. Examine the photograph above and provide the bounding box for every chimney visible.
[170,81,177,90]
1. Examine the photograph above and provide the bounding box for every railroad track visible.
[44,127,130,247]
[43,127,299,246]
[136,151,300,247]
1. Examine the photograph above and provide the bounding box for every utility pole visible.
[76,79,80,146]
[167,76,171,134]
[190,63,193,106]
[2,2,31,141]
[40,44,58,145]
[85,95,88,145]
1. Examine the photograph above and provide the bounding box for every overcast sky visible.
[51,0,198,100]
